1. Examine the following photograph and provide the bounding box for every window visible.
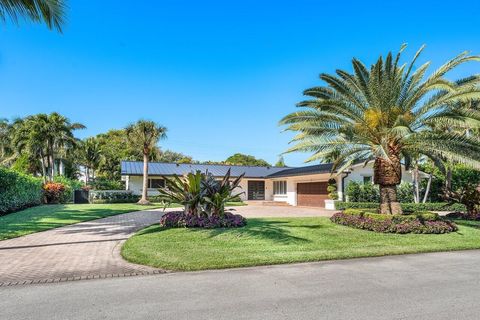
[363,176,372,185]
[273,181,287,195]
[148,178,165,189]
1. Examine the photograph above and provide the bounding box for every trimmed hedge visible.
[331,210,457,234]
[160,211,247,228]
[88,190,140,204]
[0,167,43,215]
[335,201,465,212]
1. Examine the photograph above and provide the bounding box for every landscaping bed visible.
[330,209,457,234]
[121,217,480,271]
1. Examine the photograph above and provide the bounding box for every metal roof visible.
[120,161,290,178]
[266,163,335,178]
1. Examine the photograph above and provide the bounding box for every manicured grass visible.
[122,217,480,271]
[0,203,172,240]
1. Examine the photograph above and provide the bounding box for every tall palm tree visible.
[80,137,102,184]
[126,120,167,205]
[0,118,13,164]
[12,113,84,181]
[0,0,66,31]
[280,45,480,214]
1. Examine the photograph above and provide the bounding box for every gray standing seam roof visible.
[121,161,335,178]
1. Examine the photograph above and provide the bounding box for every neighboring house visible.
[121,160,419,208]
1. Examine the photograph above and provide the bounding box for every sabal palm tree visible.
[280,45,480,214]
[0,0,66,31]
[126,120,167,205]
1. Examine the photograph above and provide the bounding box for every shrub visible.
[445,211,480,221]
[43,182,67,204]
[0,167,43,214]
[345,181,380,202]
[335,201,465,212]
[327,179,338,200]
[89,177,124,190]
[330,211,457,234]
[53,175,83,203]
[89,190,140,204]
[159,211,247,228]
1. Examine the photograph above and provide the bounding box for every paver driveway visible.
[0,209,169,286]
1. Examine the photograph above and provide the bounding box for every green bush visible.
[89,177,124,190]
[345,181,415,203]
[89,190,140,204]
[53,175,83,203]
[0,167,43,214]
[335,201,465,212]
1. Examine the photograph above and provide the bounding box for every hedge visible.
[334,201,466,212]
[0,167,43,215]
[88,190,140,204]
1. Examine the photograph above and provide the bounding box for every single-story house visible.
[121,160,420,208]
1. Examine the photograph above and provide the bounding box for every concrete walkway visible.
[1,250,480,319]
[0,209,168,286]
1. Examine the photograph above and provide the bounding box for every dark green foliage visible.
[88,190,140,204]
[327,179,338,200]
[331,211,456,234]
[53,175,83,203]
[335,201,465,212]
[89,177,124,190]
[0,167,43,214]
[224,153,271,167]
[345,181,379,202]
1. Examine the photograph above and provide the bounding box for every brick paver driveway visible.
[0,209,169,286]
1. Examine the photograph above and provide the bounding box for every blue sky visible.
[2,0,480,166]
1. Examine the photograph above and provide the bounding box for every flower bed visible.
[331,209,457,234]
[160,211,247,229]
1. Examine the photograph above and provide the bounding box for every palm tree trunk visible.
[138,153,151,205]
[39,151,47,184]
[413,162,420,203]
[422,173,433,203]
[49,143,55,181]
[374,154,403,215]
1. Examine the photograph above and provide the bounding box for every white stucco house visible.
[121,160,418,208]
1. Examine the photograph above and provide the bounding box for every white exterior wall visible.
[126,176,161,196]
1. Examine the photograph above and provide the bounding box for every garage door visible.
[297,182,329,207]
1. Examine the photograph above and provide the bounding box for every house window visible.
[148,178,165,189]
[363,176,372,184]
[273,181,287,195]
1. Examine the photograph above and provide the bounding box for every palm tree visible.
[0,0,66,31]
[80,137,102,184]
[280,45,480,214]
[126,120,167,205]
[0,118,13,164]
[12,113,84,181]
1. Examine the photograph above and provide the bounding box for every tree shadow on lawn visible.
[144,219,324,244]
[0,205,155,239]
[451,219,480,229]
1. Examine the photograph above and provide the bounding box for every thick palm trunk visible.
[374,154,403,215]
[138,153,151,205]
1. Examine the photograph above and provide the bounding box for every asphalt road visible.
[1,250,480,320]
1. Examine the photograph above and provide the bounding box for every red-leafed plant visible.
[43,182,66,204]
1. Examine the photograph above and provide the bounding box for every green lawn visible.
[0,203,168,240]
[121,217,480,271]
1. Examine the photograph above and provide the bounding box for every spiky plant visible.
[125,120,167,205]
[280,45,480,214]
[0,0,66,31]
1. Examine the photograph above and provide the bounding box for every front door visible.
[248,181,265,200]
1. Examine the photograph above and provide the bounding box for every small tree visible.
[126,120,167,205]
[275,156,286,167]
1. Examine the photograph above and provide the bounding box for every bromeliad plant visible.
[281,44,480,214]
[157,169,245,217]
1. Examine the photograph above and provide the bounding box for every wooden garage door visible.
[297,182,329,207]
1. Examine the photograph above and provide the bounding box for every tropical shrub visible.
[0,167,43,214]
[335,201,465,212]
[43,182,67,204]
[53,175,82,203]
[159,211,246,228]
[345,181,379,202]
[158,169,244,218]
[331,210,457,234]
[88,190,140,204]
